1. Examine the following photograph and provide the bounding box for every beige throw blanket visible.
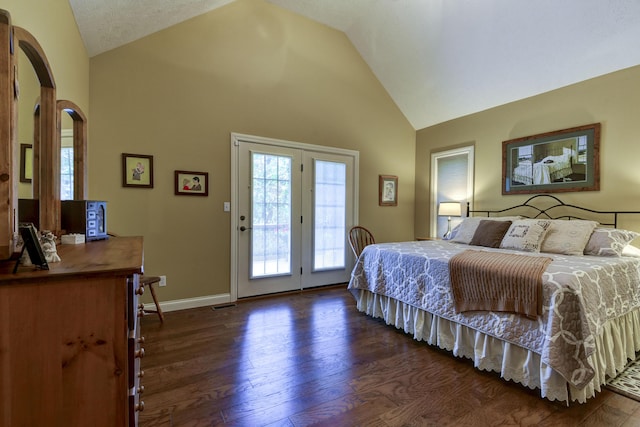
[449,250,552,319]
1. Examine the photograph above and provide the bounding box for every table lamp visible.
[438,201,462,239]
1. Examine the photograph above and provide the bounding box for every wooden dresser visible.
[0,236,145,427]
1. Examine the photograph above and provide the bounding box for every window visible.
[430,146,474,238]
[60,130,74,200]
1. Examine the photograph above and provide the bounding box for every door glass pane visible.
[251,153,292,277]
[313,160,346,271]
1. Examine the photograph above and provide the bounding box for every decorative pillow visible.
[584,228,640,257]
[540,220,598,256]
[622,245,640,258]
[500,219,552,252]
[450,216,522,244]
[469,220,512,248]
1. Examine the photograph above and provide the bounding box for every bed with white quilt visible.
[348,195,640,403]
[512,147,575,185]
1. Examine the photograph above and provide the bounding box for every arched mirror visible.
[13,26,58,234]
[57,100,88,201]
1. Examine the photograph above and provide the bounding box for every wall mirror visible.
[502,123,600,195]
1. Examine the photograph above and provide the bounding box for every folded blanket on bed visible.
[449,250,552,319]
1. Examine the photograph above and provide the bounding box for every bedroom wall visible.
[2,0,89,113]
[415,65,640,238]
[88,0,415,304]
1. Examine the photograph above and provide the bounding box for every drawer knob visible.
[138,370,145,379]
[137,385,145,394]
[135,401,145,412]
[135,286,144,296]
[138,303,144,310]
[137,336,145,344]
[135,348,145,359]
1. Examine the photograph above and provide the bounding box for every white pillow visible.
[450,216,522,244]
[540,220,598,256]
[622,245,640,258]
[584,228,640,257]
[500,219,552,252]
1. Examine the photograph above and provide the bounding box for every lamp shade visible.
[438,202,461,217]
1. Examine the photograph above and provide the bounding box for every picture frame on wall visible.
[502,123,600,195]
[122,153,154,188]
[379,175,398,206]
[175,170,209,197]
[20,144,33,183]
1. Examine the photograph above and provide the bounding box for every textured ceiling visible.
[68,0,640,130]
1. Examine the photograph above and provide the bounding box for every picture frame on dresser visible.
[15,223,48,272]
[502,123,600,195]
[122,153,154,188]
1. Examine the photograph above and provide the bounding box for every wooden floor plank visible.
[138,286,640,426]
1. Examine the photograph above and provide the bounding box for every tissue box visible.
[61,234,85,244]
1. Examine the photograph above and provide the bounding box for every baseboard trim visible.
[157,293,232,312]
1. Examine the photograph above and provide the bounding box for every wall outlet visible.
[159,275,167,287]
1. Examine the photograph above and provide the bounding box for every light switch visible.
[223,202,230,212]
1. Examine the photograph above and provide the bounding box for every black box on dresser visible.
[61,200,108,241]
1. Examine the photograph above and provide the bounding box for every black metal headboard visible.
[467,194,640,228]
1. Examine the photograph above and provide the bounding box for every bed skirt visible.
[351,288,640,404]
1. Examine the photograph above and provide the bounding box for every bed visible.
[512,147,575,185]
[348,195,640,403]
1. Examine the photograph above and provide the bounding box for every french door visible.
[233,134,358,299]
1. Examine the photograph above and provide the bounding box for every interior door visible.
[236,138,356,299]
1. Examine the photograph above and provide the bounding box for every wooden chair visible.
[348,226,375,258]
[140,275,164,323]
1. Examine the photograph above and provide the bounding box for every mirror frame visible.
[0,10,11,258]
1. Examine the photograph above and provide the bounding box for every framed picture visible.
[175,170,209,196]
[20,144,33,183]
[502,123,600,195]
[122,153,154,188]
[16,223,48,272]
[379,175,398,206]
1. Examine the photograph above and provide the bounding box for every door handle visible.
[240,226,252,231]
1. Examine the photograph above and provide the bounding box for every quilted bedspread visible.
[348,240,640,389]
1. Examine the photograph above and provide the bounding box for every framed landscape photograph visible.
[175,170,209,196]
[502,123,600,195]
[122,153,154,188]
[379,175,398,206]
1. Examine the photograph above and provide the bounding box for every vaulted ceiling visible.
[68,0,640,130]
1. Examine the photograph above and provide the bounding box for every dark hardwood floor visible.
[138,286,640,426]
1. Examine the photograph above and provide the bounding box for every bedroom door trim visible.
[230,133,359,301]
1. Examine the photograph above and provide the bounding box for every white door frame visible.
[230,133,359,302]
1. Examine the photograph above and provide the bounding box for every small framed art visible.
[20,144,33,183]
[122,153,154,188]
[379,175,398,206]
[175,170,209,196]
